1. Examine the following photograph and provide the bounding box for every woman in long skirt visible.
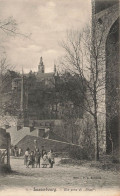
[35,148,41,168]
[41,152,49,168]
[24,148,29,166]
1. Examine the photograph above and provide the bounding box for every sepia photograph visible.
[0,0,119,195]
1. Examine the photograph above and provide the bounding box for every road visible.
[0,157,119,191]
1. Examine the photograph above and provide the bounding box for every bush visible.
[69,145,94,160]
[112,150,120,163]
[59,158,82,165]
[0,164,11,174]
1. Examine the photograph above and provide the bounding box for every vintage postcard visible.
[0,0,119,195]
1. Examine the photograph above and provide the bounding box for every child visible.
[41,152,49,168]
[27,151,35,168]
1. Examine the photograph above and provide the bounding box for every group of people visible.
[0,150,7,164]
[24,146,55,168]
[10,146,22,157]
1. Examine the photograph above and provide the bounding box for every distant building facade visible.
[11,57,60,120]
[36,56,58,88]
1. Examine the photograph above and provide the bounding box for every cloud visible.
[0,0,91,73]
[47,1,56,7]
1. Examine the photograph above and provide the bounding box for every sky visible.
[0,0,91,73]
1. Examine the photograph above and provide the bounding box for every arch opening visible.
[105,18,119,154]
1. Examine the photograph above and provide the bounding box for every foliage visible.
[0,57,20,116]
[0,16,29,38]
[58,21,109,160]
[59,156,120,172]
[69,145,94,160]
[0,16,29,118]
[56,72,86,107]
[0,164,11,174]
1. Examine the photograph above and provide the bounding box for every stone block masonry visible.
[16,135,81,155]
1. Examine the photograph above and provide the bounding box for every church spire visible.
[38,56,44,73]
[54,63,56,73]
[54,63,58,76]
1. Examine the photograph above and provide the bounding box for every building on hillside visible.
[36,57,58,88]
[11,57,60,120]
[12,57,82,123]
[8,57,83,145]
[26,57,61,120]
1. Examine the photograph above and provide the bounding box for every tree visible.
[59,19,110,161]
[0,57,11,116]
[0,17,29,38]
[0,56,20,117]
[0,17,29,123]
[55,72,86,144]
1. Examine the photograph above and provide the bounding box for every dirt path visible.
[0,157,119,191]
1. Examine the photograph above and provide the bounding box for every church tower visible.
[54,64,58,76]
[38,57,44,73]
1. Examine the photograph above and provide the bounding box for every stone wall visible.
[17,135,81,155]
[92,3,119,153]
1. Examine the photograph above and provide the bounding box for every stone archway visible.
[93,3,119,153]
[106,18,119,153]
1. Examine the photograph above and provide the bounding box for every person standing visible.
[41,146,46,158]
[27,151,35,168]
[48,149,55,168]
[24,148,29,166]
[41,152,49,168]
[35,148,41,168]
[14,146,17,157]
[11,146,14,156]
[18,148,22,156]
